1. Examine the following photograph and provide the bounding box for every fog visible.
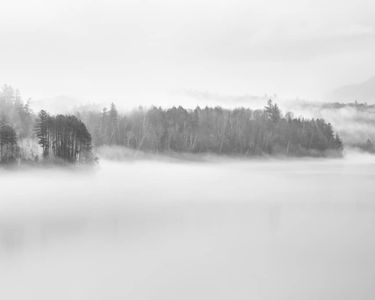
[2,0,375,103]
[1,153,375,300]
[287,101,375,145]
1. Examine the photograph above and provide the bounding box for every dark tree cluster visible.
[81,100,343,156]
[0,85,94,165]
[35,110,93,163]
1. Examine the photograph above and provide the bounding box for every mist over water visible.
[1,153,375,300]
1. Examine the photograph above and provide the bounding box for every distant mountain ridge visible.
[331,76,375,103]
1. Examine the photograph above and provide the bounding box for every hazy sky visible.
[0,0,375,107]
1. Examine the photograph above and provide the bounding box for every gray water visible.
[1,153,375,300]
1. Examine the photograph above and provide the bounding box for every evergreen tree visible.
[264,99,281,123]
[34,110,50,158]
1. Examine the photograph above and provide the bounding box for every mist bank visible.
[2,156,375,300]
[289,101,375,152]
[95,145,347,163]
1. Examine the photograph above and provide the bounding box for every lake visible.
[1,152,375,300]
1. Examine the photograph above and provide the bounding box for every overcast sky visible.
[0,0,374,107]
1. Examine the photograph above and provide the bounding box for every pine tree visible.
[264,99,281,123]
[34,110,50,158]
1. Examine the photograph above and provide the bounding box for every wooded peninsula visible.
[0,85,343,165]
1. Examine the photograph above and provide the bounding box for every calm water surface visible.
[0,154,375,300]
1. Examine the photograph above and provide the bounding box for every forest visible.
[80,101,343,156]
[0,85,343,165]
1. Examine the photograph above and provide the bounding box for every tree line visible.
[81,100,343,156]
[0,84,345,164]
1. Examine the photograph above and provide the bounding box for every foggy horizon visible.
[1,0,375,105]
